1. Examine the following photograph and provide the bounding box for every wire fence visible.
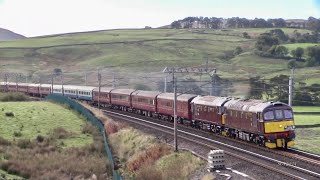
[45,94,122,180]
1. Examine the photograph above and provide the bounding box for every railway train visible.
[0,82,295,149]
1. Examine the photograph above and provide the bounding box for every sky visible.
[0,0,319,37]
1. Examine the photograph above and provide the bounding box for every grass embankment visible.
[294,112,320,154]
[0,101,111,179]
[80,102,205,179]
[293,106,320,113]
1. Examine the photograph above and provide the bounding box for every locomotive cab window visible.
[263,110,274,121]
[275,109,284,120]
[284,110,293,119]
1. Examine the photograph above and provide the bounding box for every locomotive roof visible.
[131,90,162,98]
[157,93,196,102]
[224,99,290,113]
[111,89,136,95]
[191,96,231,107]
[93,87,114,93]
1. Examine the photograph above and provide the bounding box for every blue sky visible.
[0,0,319,37]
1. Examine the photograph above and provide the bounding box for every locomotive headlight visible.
[284,125,295,130]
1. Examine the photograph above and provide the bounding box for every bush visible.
[5,112,14,117]
[105,121,119,135]
[17,139,33,149]
[36,135,45,143]
[13,131,22,137]
[82,122,96,134]
[0,137,11,146]
[135,165,163,180]
[50,127,72,139]
[0,92,29,102]
[127,144,171,172]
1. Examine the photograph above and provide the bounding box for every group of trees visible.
[171,16,320,31]
[248,75,320,106]
[254,29,320,67]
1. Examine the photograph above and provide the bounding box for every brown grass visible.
[135,165,163,180]
[0,124,111,179]
[127,144,171,172]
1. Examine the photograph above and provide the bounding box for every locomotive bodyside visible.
[224,99,295,148]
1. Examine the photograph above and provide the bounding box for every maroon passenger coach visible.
[110,89,136,110]
[157,93,196,120]
[131,90,162,116]
[93,87,114,105]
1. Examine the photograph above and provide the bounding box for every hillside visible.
[0,28,319,97]
[0,28,25,41]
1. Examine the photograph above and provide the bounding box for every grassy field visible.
[0,101,92,146]
[294,114,320,154]
[0,28,319,95]
[283,43,319,51]
[293,106,320,113]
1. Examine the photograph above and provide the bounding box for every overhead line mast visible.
[163,66,216,152]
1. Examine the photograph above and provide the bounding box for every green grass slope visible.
[0,101,92,147]
[0,28,319,92]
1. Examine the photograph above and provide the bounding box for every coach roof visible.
[131,90,162,98]
[157,93,196,102]
[191,96,231,107]
[111,89,136,95]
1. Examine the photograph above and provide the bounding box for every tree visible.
[287,59,297,69]
[275,45,288,56]
[306,46,320,64]
[243,32,250,39]
[53,68,62,76]
[233,46,243,55]
[291,47,304,60]
[269,45,288,56]
[269,75,289,102]
[255,33,280,51]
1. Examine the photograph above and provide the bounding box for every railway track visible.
[103,108,320,180]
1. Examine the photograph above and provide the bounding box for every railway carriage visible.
[52,85,63,95]
[17,83,29,93]
[63,85,79,99]
[0,82,7,92]
[191,96,230,131]
[28,84,40,96]
[92,87,114,105]
[77,86,95,101]
[131,90,162,117]
[110,89,136,111]
[157,93,196,122]
[223,99,295,148]
[39,84,52,96]
[7,82,18,92]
